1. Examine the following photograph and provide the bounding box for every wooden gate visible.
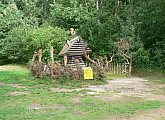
[109,62,130,76]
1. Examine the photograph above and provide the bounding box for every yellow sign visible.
[83,67,93,80]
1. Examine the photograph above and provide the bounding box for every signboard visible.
[83,67,93,80]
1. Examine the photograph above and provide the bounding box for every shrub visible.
[0,25,68,64]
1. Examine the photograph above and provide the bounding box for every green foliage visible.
[132,47,150,68]
[26,25,67,62]
[1,26,31,63]
[0,2,23,59]
[0,25,67,63]
[0,0,165,69]
[79,15,120,57]
[0,2,23,34]
[132,0,165,68]
[0,1,38,64]
[49,1,95,29]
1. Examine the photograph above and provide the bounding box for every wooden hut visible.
[59,36,92,68]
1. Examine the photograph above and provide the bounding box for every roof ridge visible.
[69,36,80,43]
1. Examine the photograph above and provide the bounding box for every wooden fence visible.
[109,62,129,75]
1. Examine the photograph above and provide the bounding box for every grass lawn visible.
[132,68,165,84]
[0,65,164,120]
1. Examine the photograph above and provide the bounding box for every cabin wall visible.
[67,55,86,68]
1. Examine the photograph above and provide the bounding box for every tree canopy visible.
[0,0,165,69]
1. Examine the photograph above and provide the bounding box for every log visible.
[83,47,99,67]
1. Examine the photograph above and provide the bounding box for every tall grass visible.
[132,68,165,84]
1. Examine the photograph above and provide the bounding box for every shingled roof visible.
[59,36,92,56]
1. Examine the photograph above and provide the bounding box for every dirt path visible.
[50,77,165,120]
[88,78,165,120]
[104,107,165,120]
[0,66,5,71]
[50,77,165,102]
[85,77,165,101]
[0,82,31,89]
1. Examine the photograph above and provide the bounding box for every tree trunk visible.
[96,0,99,11]
[114,0,120,16]
[83,47,99,67]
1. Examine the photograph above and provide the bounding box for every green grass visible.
[1,64,29,71]
[132,68,165,84]
[151,86,165,95]
[0,85,162,120]
[105,72,127,80]
[160,117,165,120]
[160,87,165,95]
[0,65,164,120]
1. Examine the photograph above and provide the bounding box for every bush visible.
[26,24,68,62]
[0,25,68,63]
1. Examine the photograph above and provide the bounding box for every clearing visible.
[0,65,165,120]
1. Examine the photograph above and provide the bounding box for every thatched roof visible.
[59,36,92,56]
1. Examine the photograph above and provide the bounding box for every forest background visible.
[0,0,165,70]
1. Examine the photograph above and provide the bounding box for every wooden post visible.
[117,63,119,74]
[120,63,122,74]
[87,54,89,66]
[50,47,54,78]
[64,54,67,66]
[30,52,37,70]
[121,63,123,75]
[112,63,114,73]
[38,49,42,63]
[114,63,116,74]
[74,58,80,72]
[125,63,127,75]
[109,63,111,71]
[128,58,132,78]
[50,47,54,64]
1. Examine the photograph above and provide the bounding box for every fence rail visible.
[109,62,129,75]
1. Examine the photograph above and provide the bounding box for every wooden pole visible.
[128,58,132,78]
[64,54,67,67]
[50,47,54,64]
[120,63,122,74]
[30,51,37,70]
[117,63,119,74]
[50,47,54,78]
[125,63,127,75]
[114,63,116,74]
[121,63,123,75]
[38,49,42,63]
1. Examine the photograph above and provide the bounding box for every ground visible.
[0,65,165,120]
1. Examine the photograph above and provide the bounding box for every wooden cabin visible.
[59,36,92,68]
